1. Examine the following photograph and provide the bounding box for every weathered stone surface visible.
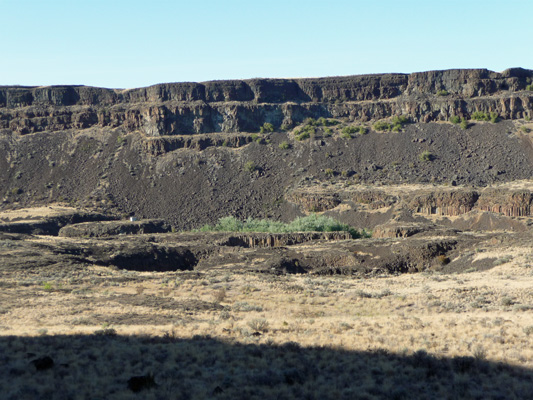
[0,207,115,235]
[2,69,532,135]
[217,232,353,248]
[58,219,171,238]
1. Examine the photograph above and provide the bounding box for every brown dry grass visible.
[2,247,533,398]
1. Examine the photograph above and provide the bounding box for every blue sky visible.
[1,0,532,88]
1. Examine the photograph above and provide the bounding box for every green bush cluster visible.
[460,118,469,130]
[278,141,290,149]
[294,127,313,141]
[259,122,274,133]
[373,115,410,132]
[373,121,392,132]
[293,118,319,140]
[292,117,342,140]
[311,117,340,126]
[341,126,367,138]
[471,111,499,123]
[526,84,533,91]
[450,116,461,124]
[198,214,369,239]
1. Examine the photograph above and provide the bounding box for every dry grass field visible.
[2,244,533,399]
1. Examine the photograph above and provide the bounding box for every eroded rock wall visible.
[2,68,533,135]
[288,186,533,218]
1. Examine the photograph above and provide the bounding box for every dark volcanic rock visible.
[58,219,170,237]
[2,69,532,135]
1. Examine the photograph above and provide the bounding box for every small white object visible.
[130,216,138,222]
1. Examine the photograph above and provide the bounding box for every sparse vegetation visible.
[373,121,392,132]
[437,89,449,96]
[293,122,315,140]
[278,141,290,149]
[419,151,435,162]
[292,117,342,140]
[450,115,461,124]
[373,115,410,132]
[244,161,257,172]
[341,126,366,138]
[471,111,499,122]
[259,122,274,133]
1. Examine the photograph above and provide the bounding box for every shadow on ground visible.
[1,333,532,399]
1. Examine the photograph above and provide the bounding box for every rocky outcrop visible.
[217,232,352,248]
[2,68,532,136]
[58,219,171,238]
[141,133,254,155]
[476,189,533,217]
[409,190,479,216]
[372,222,430,238]
[0,207,115,235]
[285,192,342,212]
[288,185,533,219]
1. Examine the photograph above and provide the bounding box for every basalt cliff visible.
[2,68,533,237]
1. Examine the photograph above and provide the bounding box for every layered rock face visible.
[2,68,533,135]
[288,185,533,218]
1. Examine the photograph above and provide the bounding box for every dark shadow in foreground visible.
[1,333,532,399]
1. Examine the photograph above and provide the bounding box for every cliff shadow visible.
[1,333,532,399]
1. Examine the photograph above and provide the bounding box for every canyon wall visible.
[2,68,533,135]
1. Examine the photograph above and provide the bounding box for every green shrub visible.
[490,112,500,123]
[460,118,469,130]
[521,126,532,133]
[324,127,333,137]
[303,117,317,126]
[340,131,351,139]
[450,116,461,124]
[316,117,340,126]
[436,90,449,96]
[198,214,368,239]
[373,121,391,132]
[373,116,409,132]
[260,122,274,133]
[325,168,334,176]
[391,115,410,126]
[526,84,533,91]
[341,126,367,137]
[419,151,435,162]
[278,141,290,149]
[471,111,490,121]
[295,130,311,141]
[244,161,257,172]
[294,124,315,140]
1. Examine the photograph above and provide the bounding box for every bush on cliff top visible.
[198,214,368,239]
